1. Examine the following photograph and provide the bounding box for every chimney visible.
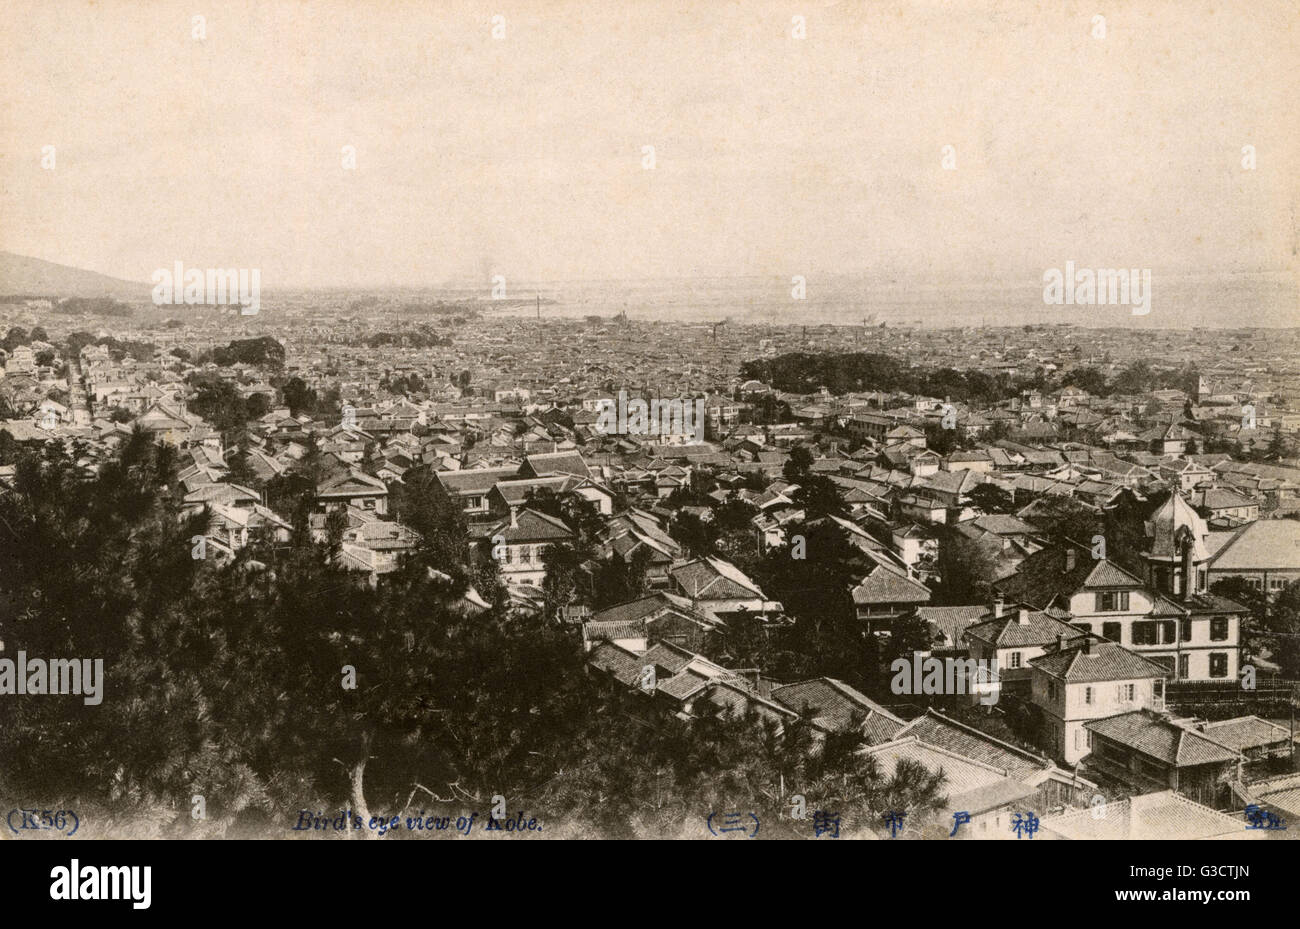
[993,598,1005,618]
[1056,632,1066,651]
[509,507,519,529]
[1082,635,1092,655]
[1064,549,1076,572]
[1017,608,1030,626]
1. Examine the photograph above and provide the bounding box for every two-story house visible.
[482,506,574,588]
[1029,637,1168,765]
[316,469,390,515]
[433,466,520,522]
[995,530,1243,684]
[963,603,1082,702]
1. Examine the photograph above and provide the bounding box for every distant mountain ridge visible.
[0,251,150,299]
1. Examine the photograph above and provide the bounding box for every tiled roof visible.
[485,507,574,542]
[1207,519,1300,571]
[524,450,590,478]
[994,542,1139,608]
[864,736,1011,797]
[587,641,643,686]
[435,466,519,494]
[1085,711,1241,766]
[657,669,711,700]
[896,710,1051,778]
[1082,559,1146,589]
[589,591,701,626]
[850,564,931,605]
[964,608,1077,648]
[671,556,765,600]
[1030,640,1166,682]
[769,678,905,738]
[914,605,990,645]
[1196,716,1292,752]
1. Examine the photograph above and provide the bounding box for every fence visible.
[1164,678,1299,705]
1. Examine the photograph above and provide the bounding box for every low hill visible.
[0,251,150,299]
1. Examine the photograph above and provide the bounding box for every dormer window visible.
[1095,591,1130,612]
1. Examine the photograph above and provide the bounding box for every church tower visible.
[1143,489,1211,600]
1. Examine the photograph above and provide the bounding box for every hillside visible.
[0,251,150,299]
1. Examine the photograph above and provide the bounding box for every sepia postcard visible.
[0,0,1297,908]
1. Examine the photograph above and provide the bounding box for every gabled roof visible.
[586,640,644,686]
[1081,558,1146,589]
[523,450,590,478]
[671,556,766,600]
[769,678,905,741]
[994,542,1141,609]
[434,466,520,495]
[485,507,574,543]
[850,564,931,606]
[863,737,1036,817]
[1195,716,1292,752]
[1084,710,1242,766]
[184,482,260,506]
[1030,640,1167,682]
[914,605,990,645]
[1207,518,1300,571]
[964,608,1078,649]
[971,514,1037,536]
[895,709,1054,779]
[921,468,982,496]
[317,469,388,496]
[589,591,711,627]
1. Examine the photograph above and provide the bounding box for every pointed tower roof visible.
[1145,491,1210,563]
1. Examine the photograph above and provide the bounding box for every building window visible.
[1102,622,1121,642]
[1073,622,1092,635]
[1180,618,1192,642]
[519,546,532,564]
[1210,617,1229,641]
[1084,686,1093,705]
[1161,621,1177,644]
[1116,683,1135,702]
[1095,591,1130,612]
[1210,653,1228,678]
[1009,652,1021,669]
[1178,655,1189,679]
[1132,622,1158,645]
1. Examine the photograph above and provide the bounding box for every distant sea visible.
[428,272,1298,329]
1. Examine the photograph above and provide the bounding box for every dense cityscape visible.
[1,277,1298,840]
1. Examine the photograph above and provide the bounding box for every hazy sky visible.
[1,0,1296,289]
